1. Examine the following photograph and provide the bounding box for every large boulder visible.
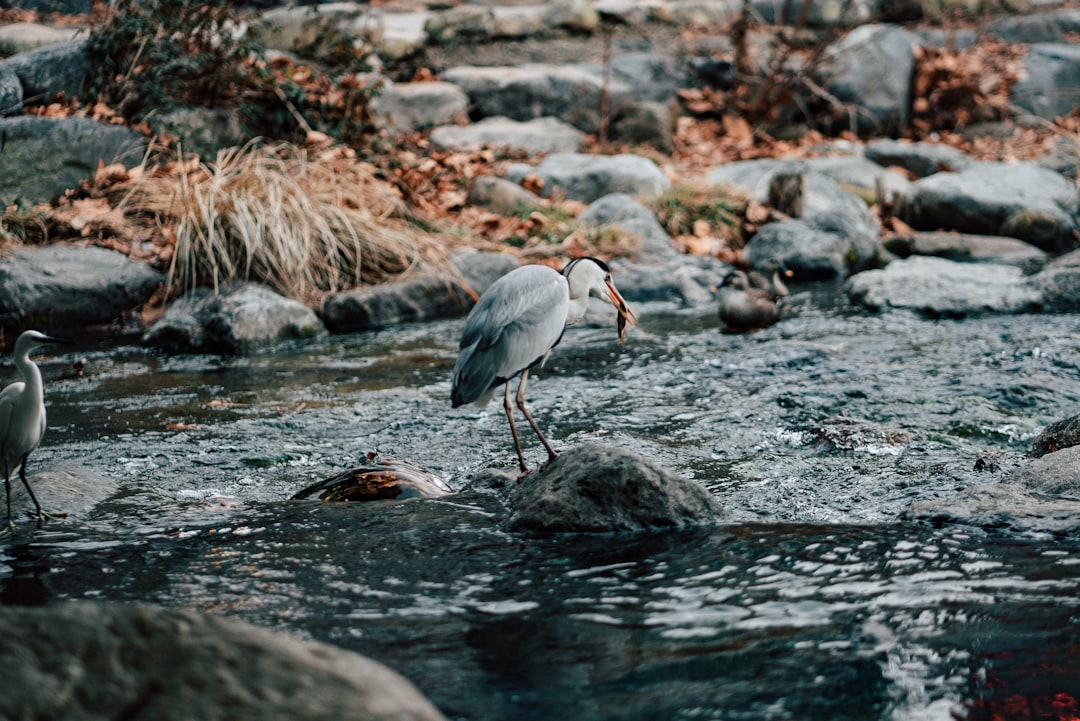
[502,443,726,533]
[0,245,163,331]
[819,24,917,136]
[578,192,676,262]
[1011,43,1080,120]
[0,116,146,207]
[0,22,79,56]
[895,161,1080,253]
[844,255,1043,317]
[505,153,671,203]
[143,283,326,354]
[0,601,447,721]
[1030,253,1080,312]
[1,39,89,102]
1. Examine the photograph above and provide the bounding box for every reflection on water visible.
[2,289,1080,720]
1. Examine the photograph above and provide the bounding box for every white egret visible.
[718,270,780,331]
[451,257,637,475]
[0,329,73,534]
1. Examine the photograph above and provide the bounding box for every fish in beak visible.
[606,278,638,343]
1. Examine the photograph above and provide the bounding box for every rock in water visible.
[0,601,447,721]
[292,456,452,502]
[506,443,725,532]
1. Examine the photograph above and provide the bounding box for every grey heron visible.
[451,257,637,475]
[0,330,73,534]
[718,269,780,331]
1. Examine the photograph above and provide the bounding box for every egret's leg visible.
[503,382,529,474]
[2,473,12,537]
[18,455,45,528]
[515,370,558,464]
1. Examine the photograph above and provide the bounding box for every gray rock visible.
[0,0,90,12]
[753,0,877,25]
[0,22,79,56]
[982,12,1066,43]
[378,10,429,60]
[844,256,1043,317]
[491,6,547,38]
[2,39,88,102]
[612,253,733,304]
[612,100,677,154]
[468,175,543,215]
[801,154,912,198]
[442,64,634,135]
[424,5,497,45]
[429,116,585,154]
[0,63,21,116]
[587,52,688,103]
[0,245,163,331]
[1030,262,1080,312]
[915,27,979,49]
[148,106,248,159]
[0,115,146,207]
[1011,43,1080,120]
[321,252,518,333]
[905,480,1080,534]
[882,231,1048,271]
[374,81,469,135]
[1008,444,1080,496]
[0,601,447,721]
[505,153,671,203]
[746,219,866,279]
[1030,414,1080,459]
[1036,136,1079,179]
[544,0,601,33]
[864,138,973,178]
[820,24,917,136]
[143,283,326,355]
[5,464,118,523]
[895,161,1079,252]
[250,2,373,60]
[449,249,521,298]
[666,0,742,26]
[504,443,725,533]
[578,192,676,261]
[714,165,882,278]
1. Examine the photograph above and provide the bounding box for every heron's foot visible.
[0,520,13,537]
[516,467,532,481]
[538,451,559,474]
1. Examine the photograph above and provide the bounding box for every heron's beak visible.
[606,279,637,343]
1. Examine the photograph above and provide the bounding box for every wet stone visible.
[292,457,452,502]
[504,443,726,533]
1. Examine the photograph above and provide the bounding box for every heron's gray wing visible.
[452,266,569,406]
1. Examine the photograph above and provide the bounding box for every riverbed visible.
[4,282,1080,720]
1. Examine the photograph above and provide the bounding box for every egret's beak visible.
[606,278,637,343]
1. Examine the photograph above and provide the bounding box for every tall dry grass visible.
[119,141,450,304]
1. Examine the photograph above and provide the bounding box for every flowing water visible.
[3,283,1080,720]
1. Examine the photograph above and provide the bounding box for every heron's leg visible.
[503,382,529,475]
[515,370,558,464]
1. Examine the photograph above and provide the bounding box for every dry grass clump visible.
[116,141,450,304]
[648,183,749,257]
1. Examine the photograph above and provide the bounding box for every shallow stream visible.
[3,282,1080,720]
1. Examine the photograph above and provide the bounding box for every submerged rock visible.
[293,456,452,502]
[0,601,448,721]
[504,443,725,533]
[1030,414,1080,459]
[844,256,1043,317]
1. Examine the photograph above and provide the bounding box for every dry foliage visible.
[79,141,456,304]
